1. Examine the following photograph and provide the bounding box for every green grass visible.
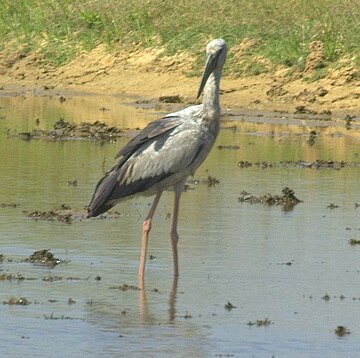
[0,0,359,74]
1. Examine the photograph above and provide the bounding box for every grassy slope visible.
[0,0,359,75]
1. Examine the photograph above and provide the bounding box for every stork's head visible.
[197,39,227,99]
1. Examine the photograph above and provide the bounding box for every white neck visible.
[202,70,221,112]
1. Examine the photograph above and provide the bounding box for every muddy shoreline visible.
[1,83,360,141]
[1,41,360,122]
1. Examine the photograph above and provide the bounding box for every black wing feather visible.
[87,116,182,217]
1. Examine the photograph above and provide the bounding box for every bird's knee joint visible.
[143,219,152,233]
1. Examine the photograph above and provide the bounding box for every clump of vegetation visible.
[0,0,359,74]
[247,318,273,327]
[189,175,220,187]
[0,273,25,281]
[335,325,350,337]
[3,297,29,305]
[238,187,302,210]
[109,283,139,291]
[17,119,123,142]
[26,208,73,224]
[349,238,360,246]
[24,249,61,267]
[224,301,236,311]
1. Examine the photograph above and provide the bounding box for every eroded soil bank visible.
[1,44,360,119]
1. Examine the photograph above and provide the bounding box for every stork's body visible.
[87,39,227,277]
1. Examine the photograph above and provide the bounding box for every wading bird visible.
[87,39,227,277]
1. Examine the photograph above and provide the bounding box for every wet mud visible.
[24,249,61,267]
[109,283,140,291]
[238,160,360,170]
[224,301,237,311]
[3,297,29,306]
[187,175,220,187]
[25,204,76,224]
[348,239,360,246]
[247,318,273,327]
[238,187,302,210]
[13,118,125,142]
[335,326,351,337]
[23,204,132,223]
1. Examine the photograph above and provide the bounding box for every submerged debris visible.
[67,179,78,187]
[3,297,29,305]
[247,318,273,327]
[224,301,237,311]
[306,130,319,145]
[335,325,351,337]
[26,209,72,223]
[42,275,64,282]
[238,187,302,210]
[24,204,86,223]
[0,273,25,281]
[16,119,123,142]
[217,145,240,150]
[238,160,360,170]
[188,175,220,187]
[345,114,354,130]
[43,313,76,320]
[349,239,360,246]
[24,249,61,267]
[109,283,139,291]
[183,312,192,319]
[0,203,19,208]
[26,204,120,222]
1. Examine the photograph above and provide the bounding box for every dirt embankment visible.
[0,42,359,117]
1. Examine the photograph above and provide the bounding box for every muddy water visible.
[1,93,360,357]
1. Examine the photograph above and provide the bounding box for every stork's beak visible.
[196,52,218,99]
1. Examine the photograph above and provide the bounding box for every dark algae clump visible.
[24,249,61,267]
[238,187,302,210]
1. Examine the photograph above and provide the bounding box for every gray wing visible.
[115,116,182,159]
[87,116,183,217]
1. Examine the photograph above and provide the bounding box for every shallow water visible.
[1,93,360,357]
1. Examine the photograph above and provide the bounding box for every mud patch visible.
[24,249,61,267]
[238,160,360,170]
[25,204,74,224]
[187,175,220,187]
[238,187,302,210]
[0,273,26,281]
[3,297,29,306]
[224,301,237,311]
[109,283,140,291]
[335,326,351,337]
[43,313,80,320]
[348,239,360,246]
[247,318,273,327]
[14,118,124,142]
[24,204,89,223]
[0,203,20,208]
[217,145,240,150]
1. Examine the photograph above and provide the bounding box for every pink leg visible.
[170,190,181,277]
[138,192,162,277]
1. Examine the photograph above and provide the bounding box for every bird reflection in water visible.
[138,275,179,324]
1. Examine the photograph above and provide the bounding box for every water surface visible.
[1,94,360,357]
